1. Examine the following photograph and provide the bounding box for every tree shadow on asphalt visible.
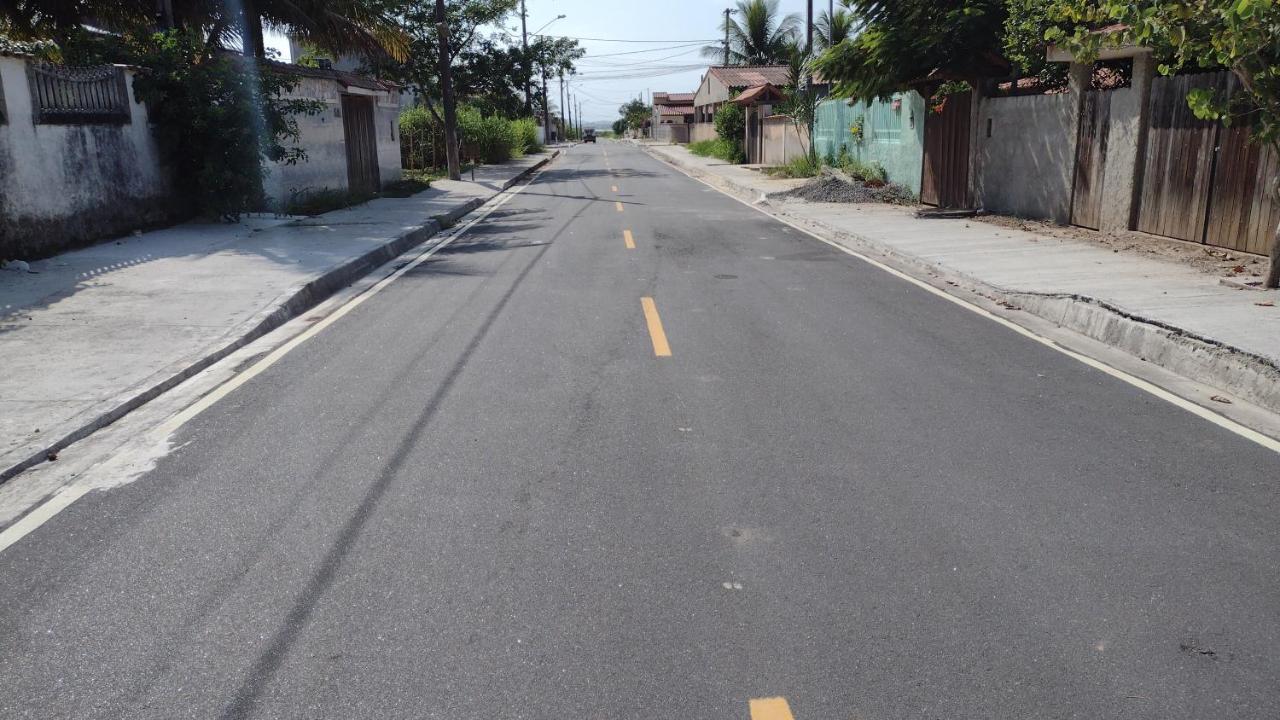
[216,241,552,720]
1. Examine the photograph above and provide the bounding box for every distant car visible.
[583,129,596,143]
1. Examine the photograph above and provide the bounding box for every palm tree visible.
[815,7,857,51]
[701,0,801,66]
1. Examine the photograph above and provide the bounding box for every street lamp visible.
[533,14,566,36]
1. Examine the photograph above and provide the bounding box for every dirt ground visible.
[975,214,1269,284]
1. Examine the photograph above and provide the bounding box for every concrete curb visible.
[0,151,558,484]
[639,142,1280,416]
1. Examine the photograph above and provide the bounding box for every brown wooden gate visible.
[1204,118,1280,255]
[341,94,380,195]
[1135,73,1224,242]
[921,90,972,208]
[1070,90,1112,230]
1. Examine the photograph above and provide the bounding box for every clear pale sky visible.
[270,0,821,125]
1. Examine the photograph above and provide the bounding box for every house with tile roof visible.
[691,65,790,124]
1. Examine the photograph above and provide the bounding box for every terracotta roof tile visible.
[707,65,790,89]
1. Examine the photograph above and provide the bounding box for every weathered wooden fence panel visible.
[1205,125,1280,256]
[921,90,971,208]
[341,95,380,194]
[1071,90,1112,230]
[1136,72,1226,242]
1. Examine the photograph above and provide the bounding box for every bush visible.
[767,154,821,178]
[713,103,745,143]
[840,157,888,184]
[689,138,745,163]
[511,117,542,154]
[400,106,447,170]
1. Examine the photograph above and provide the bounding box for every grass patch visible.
[766,154,822,179]
[688,138,744,163]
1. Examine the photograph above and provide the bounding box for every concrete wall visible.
[0,56,176,259]
[813,92,926,194]
[973,92,1077,223]
[760,116,809,165]
[690,122,717,143]
[264,75,402,207]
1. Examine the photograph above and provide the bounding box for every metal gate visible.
[1070,90,1112,230]
[920,90,972,208]
[341,94,380,195]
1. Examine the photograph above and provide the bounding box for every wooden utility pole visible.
[559,70,567,140]
[806,0,813,52]
[521,0,532,115]
[435,0,460,180]
[723,8,732,65]
[542,66,551,144]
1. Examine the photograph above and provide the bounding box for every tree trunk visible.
[1267,175,1280,289]
[240,0,264,58]
[434,0,461,180]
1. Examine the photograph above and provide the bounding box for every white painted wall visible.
[0,56,172,258]
[263,74,402,206]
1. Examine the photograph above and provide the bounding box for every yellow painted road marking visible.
[623,229,636,249]
[749,697,795,720]
[615,201,624,212]
[640,297,671,357]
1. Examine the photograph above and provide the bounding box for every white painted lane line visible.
[0,165,552,555]
[653,150,1280,456]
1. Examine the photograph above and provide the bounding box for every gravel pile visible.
[774,173,917,206]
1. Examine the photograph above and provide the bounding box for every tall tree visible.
[1047,0,1280,287]
[434,0,460,179]
[814,7,856,51]
[701,0,801,65]
[812,0,1008,100]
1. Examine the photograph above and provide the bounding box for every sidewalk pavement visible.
[0,152,557,481]
[640,141,1280,415]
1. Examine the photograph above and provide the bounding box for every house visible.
[652,92,695,125]
[691,65,790,124]
[263,60,403,205]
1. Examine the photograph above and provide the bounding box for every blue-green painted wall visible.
[813,91,926,194]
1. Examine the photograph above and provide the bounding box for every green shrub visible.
[768,154,821,178]
[713,103,745,143]
[688,138,745,163]
[841,157,888,183]
[400,106,447,170]
[458,106,520,163]
[511,117,542,154]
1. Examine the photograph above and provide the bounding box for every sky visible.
[270,0,821,126]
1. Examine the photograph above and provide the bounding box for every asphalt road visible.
[2,142,1279,720]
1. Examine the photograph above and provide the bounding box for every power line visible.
[534,34,719,43]
[577,47,705,67]
[573,42,709,59]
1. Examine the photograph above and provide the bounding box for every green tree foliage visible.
[812,0,1008,101]
[1047,0,1280,285]
[775,41,819,160]
[0,0,409,61]
[713,102,745,142]
[128,31,322,219]
[815,8,856,51]
[701,0,801,65]
[618,99,652,134]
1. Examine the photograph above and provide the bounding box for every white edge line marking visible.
[0,165,549,554]
[649,147,1280,456]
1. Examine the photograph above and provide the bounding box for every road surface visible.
[2,142,1278,719]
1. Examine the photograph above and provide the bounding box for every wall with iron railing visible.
[0,56,173,259]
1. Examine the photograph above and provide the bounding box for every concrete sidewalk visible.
[641,141,1280,415]
[0,151,557,481]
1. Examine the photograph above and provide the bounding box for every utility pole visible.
[559,70,566,141]
[521,0,531,115]
[806,0,813,52]
[722,7,732,66]
[542,65,551,144]
[435,0,460,180]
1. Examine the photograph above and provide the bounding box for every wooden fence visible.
[26,63,130,125]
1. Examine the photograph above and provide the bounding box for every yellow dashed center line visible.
[611,185,618,192]
[623,229,635,249]
[749,697,795,720]
[615,201,624,212]
[640,297,671,357]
